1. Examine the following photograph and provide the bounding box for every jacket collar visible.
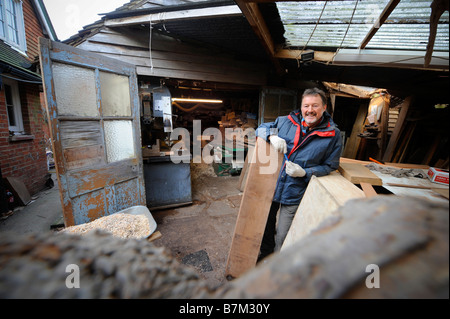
[290,110,335,130]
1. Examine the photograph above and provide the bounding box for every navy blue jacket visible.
[256,110,342,205]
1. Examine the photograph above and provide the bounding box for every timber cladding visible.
[76,28,267,86]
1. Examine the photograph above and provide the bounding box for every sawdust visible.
[61,213,150,239]
[191,163,217,180]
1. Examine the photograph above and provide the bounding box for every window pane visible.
[99,71,131,117]
[0,1,5,38]
[104,121,135,163]
[52,63,99,117]
[5,0,19,44]
[4,84,16,126]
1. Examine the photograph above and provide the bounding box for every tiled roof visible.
[0,40,41,80]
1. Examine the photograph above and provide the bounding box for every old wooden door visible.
[39,39,145,226]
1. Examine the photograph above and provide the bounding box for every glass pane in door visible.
[104,120,135,163]
[100,71,131,117]
[52,62,99,117]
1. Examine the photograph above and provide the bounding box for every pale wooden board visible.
[383,186,448,204]
[225,137,282,279]
[370,169,448,190]
[5,177,31,206]
[238,146,255,192]
[281,172,365,251]
[338,162,383,186]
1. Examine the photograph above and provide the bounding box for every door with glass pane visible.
[39,39,145,227]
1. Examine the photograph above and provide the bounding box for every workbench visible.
[143,154,192,210]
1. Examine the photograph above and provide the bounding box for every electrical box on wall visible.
[152,86,173,133]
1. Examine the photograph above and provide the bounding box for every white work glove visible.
[269,135,287,154]
[286,161,306,178]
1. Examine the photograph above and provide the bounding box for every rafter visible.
[104,5,242,27]
[234,0,284,74]
[359,0,400,50]
[425,0,449,67]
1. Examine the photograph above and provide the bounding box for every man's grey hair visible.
[302,88,327,106]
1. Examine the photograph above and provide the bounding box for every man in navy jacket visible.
[256,88,342,261]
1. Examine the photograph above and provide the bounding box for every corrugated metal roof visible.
[277,0,449,51]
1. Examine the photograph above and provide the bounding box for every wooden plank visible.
[63,145,104,171]
[359,0,401,49]
[238,146,255,192]
[361,182,378,198]
[370,169,448,190]
[377,94,391,159]
[148,231,162,242]
[225,137,282,279]
[433,188,449,199]
[382,97,412,163]
[281,172,365,250]
[342,103,367,159]
[338,163,383,186]
[340,157,430,170]
[4,177,31,206]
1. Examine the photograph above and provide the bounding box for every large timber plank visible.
[338,162,383,186]
[225,137,282,279]
[282,172,365,250]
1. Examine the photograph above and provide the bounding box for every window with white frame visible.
[3,77,24,133]
[0,0,27,53]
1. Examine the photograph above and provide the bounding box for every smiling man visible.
[255,88,343,261]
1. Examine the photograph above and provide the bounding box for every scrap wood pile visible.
[219,110,257,149]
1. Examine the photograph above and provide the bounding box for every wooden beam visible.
[342,103,368,159]
[104,5,242,27]
[338,163,383,186]
[425,0,449,67]
[235,0,284,74]
[359,0,401,49]
[382,96,413,163]
[360,182,378,198]
[322,82,372,99]
[274,49,334,63]
[377,93,391,160]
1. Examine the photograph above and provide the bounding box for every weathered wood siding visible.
[76,27,268,86]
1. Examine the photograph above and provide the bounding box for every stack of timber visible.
[225,137,282,279]
[219,109,257,150]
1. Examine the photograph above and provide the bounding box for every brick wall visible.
[23,0,46,61]
[0,0,51,196]
[0,83,49,195]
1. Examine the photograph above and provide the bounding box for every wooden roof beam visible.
[235,0,275,56]
[104,5,242,27]
[275,49,335,63]
[359,0,400,50]
[425,0,449,67]
[234,0,284,74]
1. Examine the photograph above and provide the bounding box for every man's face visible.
[301,94,327,127]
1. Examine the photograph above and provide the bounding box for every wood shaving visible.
[61,213,150,239]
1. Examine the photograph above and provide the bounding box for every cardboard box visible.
[427,167,449,185]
